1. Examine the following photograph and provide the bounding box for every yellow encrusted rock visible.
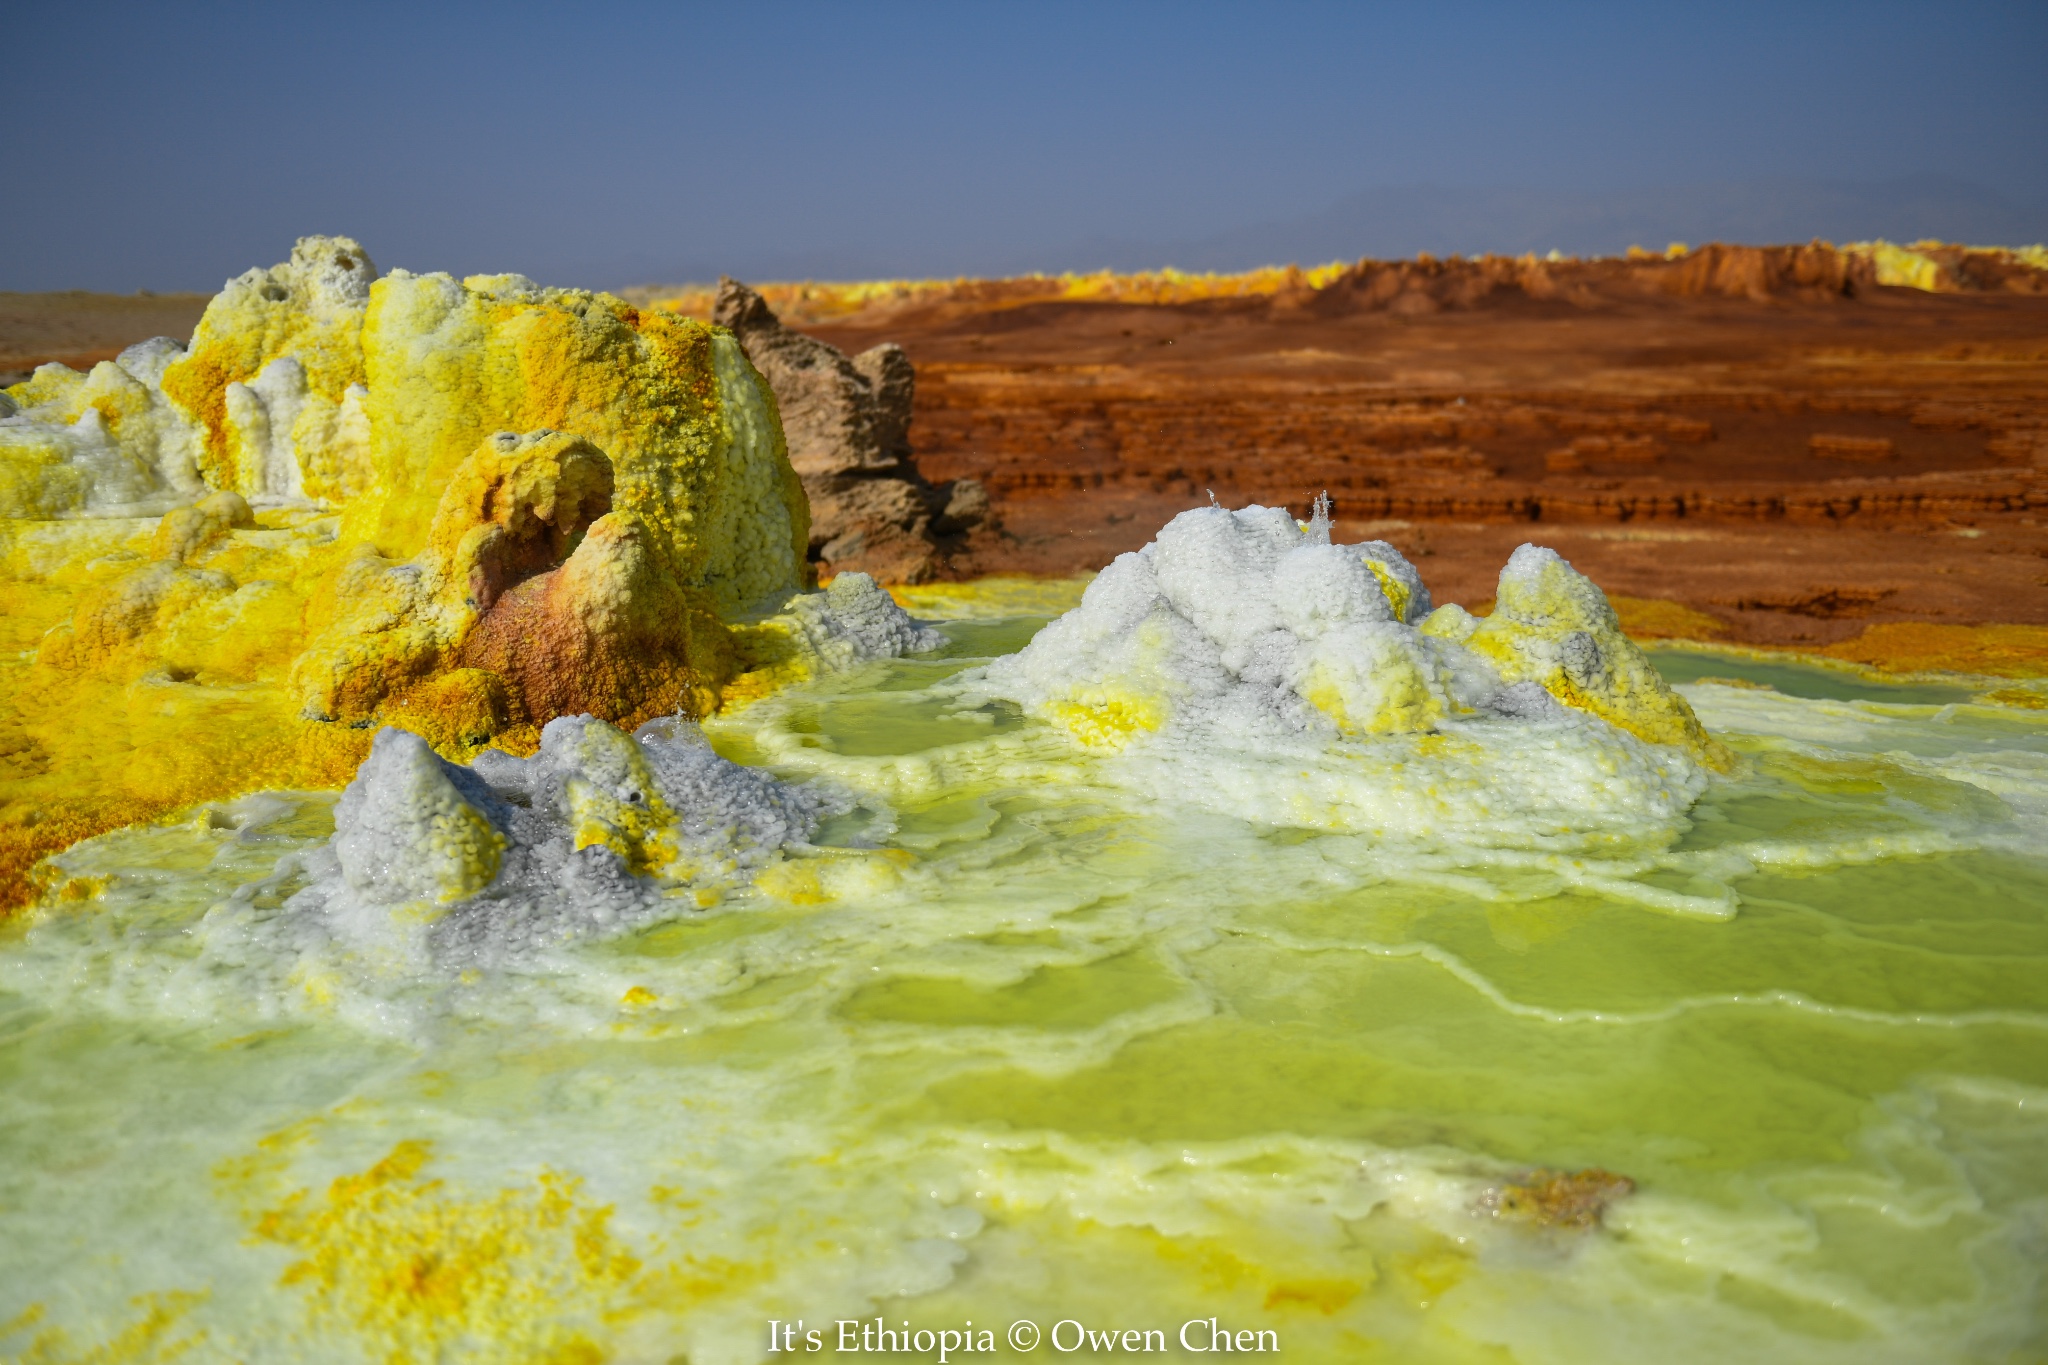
[0,338,208,518]
[0,236,819,911]
[160,235,377,499]
[552,719,680,879]
[291,430,617,727]
[150,490,256,563]
[349,269,808,609]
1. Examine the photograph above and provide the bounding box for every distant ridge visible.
[626,241,2048,330]
[1051,174,2048,276]
[624,176,2048,293]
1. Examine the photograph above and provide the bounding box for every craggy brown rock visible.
[714,278,985,582]
[851,342,916,466]
[1656,242,1869,300]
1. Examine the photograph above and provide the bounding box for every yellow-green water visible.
[3,586,2046,1364]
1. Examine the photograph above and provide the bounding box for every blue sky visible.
[5,0,2045,291]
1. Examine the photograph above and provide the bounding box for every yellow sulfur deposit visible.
[1840,239,2048,292]
[556,719,683,879]
[0,236,819,912]
[9,552,2048,1363]
[1821,621,2048,679]
[248,1140,640,1364]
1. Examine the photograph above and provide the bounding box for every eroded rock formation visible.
[714,278,987,582]
[1299,242,1879,314]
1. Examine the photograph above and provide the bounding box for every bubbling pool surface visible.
[4,573,2047,1364]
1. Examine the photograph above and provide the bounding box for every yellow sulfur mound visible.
[0,237,816,912]
[159,237,376,500]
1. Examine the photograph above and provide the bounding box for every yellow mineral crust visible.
[1601,595,1730,641]
[1044,685,1168,751]
[288,428,726,735]
[1841,239,2048,293]
[0,237,816,913]
[349,269,807,605]
[553,718,681,879]
[0,1290,209,1364]
[1298,640,1448,737]
[0,338,207,520]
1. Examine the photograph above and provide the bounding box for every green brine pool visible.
[3,566,2044,1365]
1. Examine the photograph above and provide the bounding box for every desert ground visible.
[792,251,2048,654]
[0,290,210,387]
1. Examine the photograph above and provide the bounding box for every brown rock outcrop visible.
[1653,241,1871,300]
[452,508,732,730]
[714,278,986,582]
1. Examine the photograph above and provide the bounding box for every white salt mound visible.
[0,338,209,518]
[973,502,1712,845]
[788,570,946,669]
[289,716,834,964]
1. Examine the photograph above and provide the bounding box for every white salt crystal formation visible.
[787,571,947,671]
[976,501,1725,844]
[291,715,833,962]
[0,337,209,518]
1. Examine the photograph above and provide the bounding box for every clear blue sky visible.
[5,0,2045,292]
